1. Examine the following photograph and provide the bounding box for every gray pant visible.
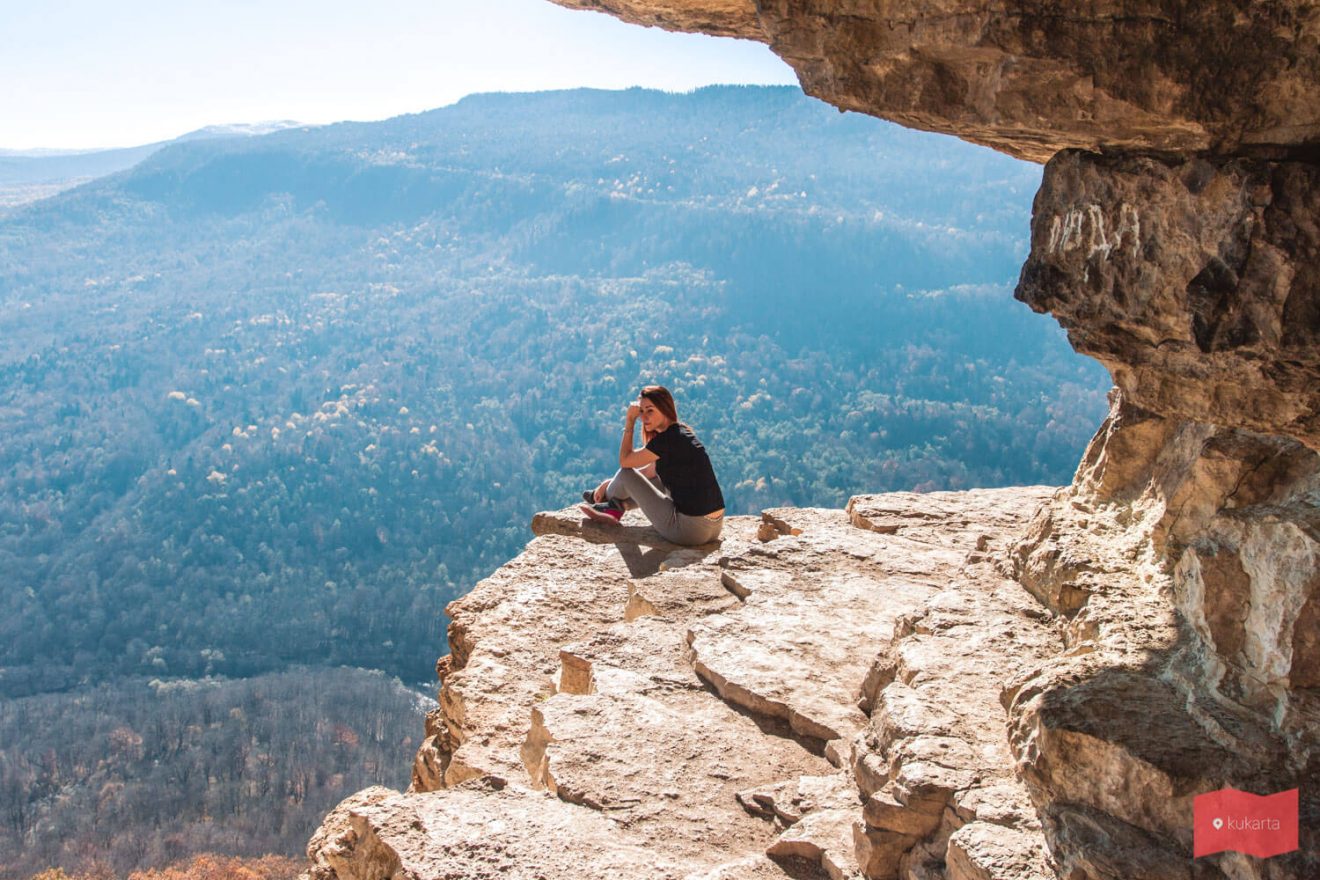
[606,468,723,546]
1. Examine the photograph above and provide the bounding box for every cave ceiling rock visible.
[550,0,1320,163]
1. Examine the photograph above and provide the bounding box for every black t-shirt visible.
[645,423,725,517]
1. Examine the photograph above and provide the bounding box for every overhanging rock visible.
[550,1,1320,163]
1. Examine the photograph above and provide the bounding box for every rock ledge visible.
[306,488,1093,880]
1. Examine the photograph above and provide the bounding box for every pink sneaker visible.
[579,501,624,525]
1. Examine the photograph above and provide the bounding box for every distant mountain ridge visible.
[0,120,306,201]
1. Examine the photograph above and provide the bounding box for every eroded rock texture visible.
[307,493,1086,880]
[1009,147,1320,880]
[1019,150,1320,451]
[551,0,761,40]
[551,1,1320,162]
[1007,393,1318,878]
[306,479,1316,879]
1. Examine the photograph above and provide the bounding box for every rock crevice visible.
[308,491,1094,880]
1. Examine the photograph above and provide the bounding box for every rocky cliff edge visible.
[301,408,1316,878]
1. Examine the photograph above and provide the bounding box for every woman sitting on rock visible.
[580,385,725,545]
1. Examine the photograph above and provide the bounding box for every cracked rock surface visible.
[1006,393,1318,879]
[305,489,1068,880]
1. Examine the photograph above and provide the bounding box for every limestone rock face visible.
[308,466,1316,878]
[1018,150,1320,450]
[307,491,1076,880]
[551,1,1320,163]
[1006,392,1319,878]
[845,491,1064,880]
[304,780,696,880]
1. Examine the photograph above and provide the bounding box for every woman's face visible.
[638,396,670,434]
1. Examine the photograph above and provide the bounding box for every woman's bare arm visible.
[619,404,659,469]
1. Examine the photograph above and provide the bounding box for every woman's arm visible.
[619,404,659,469]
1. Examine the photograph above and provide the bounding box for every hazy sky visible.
[0,0,797,150]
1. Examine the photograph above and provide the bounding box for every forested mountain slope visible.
[0,86,1106,700]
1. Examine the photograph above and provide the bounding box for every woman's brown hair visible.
[640,385,681,443]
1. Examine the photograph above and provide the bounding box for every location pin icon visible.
[1213,818,1224,830]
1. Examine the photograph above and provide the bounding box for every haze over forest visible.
[0,86,1109,877]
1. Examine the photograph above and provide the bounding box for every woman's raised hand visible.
[626,402,642,420]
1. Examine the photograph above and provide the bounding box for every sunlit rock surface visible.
[306,490,1087,880]
[305,480,1316,879]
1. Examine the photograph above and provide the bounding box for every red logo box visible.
[1193,788,1299,859]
